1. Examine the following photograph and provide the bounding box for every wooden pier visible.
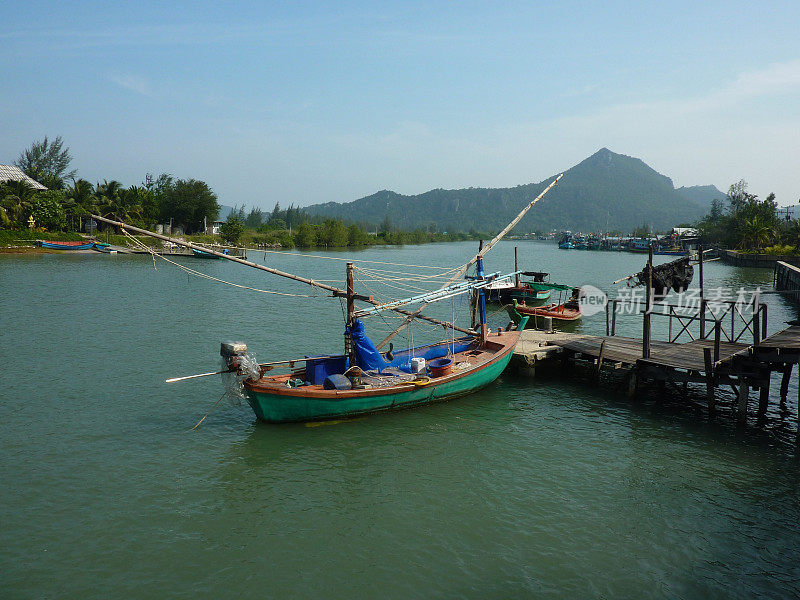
[512,246,800,442]
[513,326,800,433]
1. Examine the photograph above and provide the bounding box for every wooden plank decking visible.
[516,331,748,371]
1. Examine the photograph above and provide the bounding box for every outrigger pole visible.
[374,172,564,349]
[89,214,475,335]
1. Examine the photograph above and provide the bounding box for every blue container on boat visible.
[306,355,349,385]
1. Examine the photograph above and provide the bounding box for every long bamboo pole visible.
[375,173,564,349]
[90,214,474,335]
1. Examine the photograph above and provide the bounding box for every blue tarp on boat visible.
[346,319,473,373]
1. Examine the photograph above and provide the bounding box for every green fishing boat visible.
[89,172,564,425]
[242,324,524,422]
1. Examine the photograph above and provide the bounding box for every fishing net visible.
[220,353,260,405]
[636,257,694,299]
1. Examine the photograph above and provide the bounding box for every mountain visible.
[217,204,235,221]
[675,185,726,209]
[305,148,714,233]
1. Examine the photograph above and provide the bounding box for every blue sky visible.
[3,1,800,209]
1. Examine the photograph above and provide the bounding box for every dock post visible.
[761,304,768,341]
[713,321,721,363]
[796,381,800,447]
[703,348,716,415]
[594,340,606,386]
[780,364,793,404]
[758,371,770,422]
[626,368,638,400]
[611,300,617,337]
[737,382,749,424]
[753,292,761,347]
[606,299,610,336]
[700,299,707,339]
[699,244,706,339]
[643,245,653,359]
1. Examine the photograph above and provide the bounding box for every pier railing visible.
[606,296,768,359]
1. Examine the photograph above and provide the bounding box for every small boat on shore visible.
[192,248,224,259]
[37,240,95,250]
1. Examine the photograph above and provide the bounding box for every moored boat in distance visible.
[191,248,225,259]
[558,231,575,249]
[36,240,96,250]
[628,238,651,253]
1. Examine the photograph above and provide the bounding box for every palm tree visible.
[738,216,774,251]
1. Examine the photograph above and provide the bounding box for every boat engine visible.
[220,341,260,404]
[220,341,248,372]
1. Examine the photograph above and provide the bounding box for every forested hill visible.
[675,185,726,208]
[305,148,722,233]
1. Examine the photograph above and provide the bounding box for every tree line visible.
[1,137,219,234]
[697,180,799,253]
[2,136,488,248]
[218,202,485,248]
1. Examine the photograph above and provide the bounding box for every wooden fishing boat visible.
[654,247,689,256]
[86,173,566,424]
[487,264,551,305]
[558,232,575,249]
[242,324,524,422]
[495,279,552,305]
[37,240,95,250]
[628,238,651,253]
[506,298,581,326]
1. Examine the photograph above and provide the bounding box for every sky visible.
[2,1,800,209]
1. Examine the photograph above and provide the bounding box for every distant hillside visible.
[675,185,725,208]
[218,204,235,220]
[306,148,712,233]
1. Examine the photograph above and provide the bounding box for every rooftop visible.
[0,164,48,190]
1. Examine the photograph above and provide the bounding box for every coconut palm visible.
[738,216,774,251]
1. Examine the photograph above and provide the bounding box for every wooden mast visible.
[345,262,355,362]
[375,173,563,348]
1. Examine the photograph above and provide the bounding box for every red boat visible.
[506,291,582,327]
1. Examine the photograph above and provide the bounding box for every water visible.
[2,241,800,599]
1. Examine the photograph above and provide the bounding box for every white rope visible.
[246,247,462,271]
[123,231,321,298]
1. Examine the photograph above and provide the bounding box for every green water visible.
[2,241,799,599]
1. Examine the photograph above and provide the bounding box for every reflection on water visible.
[2,242,799,599]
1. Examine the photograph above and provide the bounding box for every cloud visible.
[109,74,153,97]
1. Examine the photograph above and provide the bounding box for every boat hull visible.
[37,240,95,250]
[192,248,222,259]
[497,288,551,305]
[244,333,519,422]
[506,302,581,326]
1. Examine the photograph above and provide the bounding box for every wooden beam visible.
[90,214,474,336]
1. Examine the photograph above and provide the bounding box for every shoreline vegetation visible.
[2,137,495,252]
[3,137,798,257]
